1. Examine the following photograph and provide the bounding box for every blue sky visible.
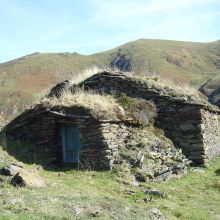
[0,0,220,63]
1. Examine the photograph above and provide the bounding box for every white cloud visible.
[89,0,219,25]
[84,0,220,44]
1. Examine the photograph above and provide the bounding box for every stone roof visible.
[80,71,220,113]
[47,71,220,113]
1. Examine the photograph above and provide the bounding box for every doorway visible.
[61,125,80,163]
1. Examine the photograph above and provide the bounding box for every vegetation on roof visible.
[117,94,157,126]
[73,69,211,107]
[68,67,203,101]
[69,66,105,85]
[39,88,120,119]
[131,73,201,98]
[68,67,205,102]
[44,69,218,112]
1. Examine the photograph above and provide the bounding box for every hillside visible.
[1,39,220,120]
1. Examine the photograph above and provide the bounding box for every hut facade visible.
[50,71,220,165]
[4,71,220,177]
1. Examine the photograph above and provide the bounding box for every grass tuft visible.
[158,78,202,98]
[69,66,105,85]
[131,72,202,99]
[40,87,118,115]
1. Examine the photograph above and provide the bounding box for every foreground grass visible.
[0,146,220,220]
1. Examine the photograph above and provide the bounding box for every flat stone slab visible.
[11,170,46,188]
[148,208,165,220]
[1,164,22,176]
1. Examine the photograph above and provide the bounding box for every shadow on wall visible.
[0,107,110,172]
[0,132,65,171]
[0,129,106,172]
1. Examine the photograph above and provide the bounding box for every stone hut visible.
[3,71,220,181]
[4,83,191,181]
[50,71,220,165]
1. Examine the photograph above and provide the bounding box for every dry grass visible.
[218,116,220,142]
[158,78,200,98]
[125,71,159,80]
[71,67,200,99]
[69,65,123,85]
[60,66,200,100]
[34,68,204,117]
[69,66,105,85]
[40,88,117,113]
[131,73,201,98]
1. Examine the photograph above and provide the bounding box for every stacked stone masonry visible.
[3,71,220,173]
[4,107,130,170]
[78,72,220,164]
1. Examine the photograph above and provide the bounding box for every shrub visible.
[117,94,157,126]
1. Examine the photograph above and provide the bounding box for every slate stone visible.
[1,164,22,176]
[11,170,46,187]
[144,189,165,198]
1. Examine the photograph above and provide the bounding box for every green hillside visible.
[1,39,220,120]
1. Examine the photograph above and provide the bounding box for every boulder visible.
[1,164,22,176]
[148,208,165,220]
[85,206,102,217]
[144,189,165,198]
[11,170,46,187]
[191,167,205,173]
[72,206,84,215]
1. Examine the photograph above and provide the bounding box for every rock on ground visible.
[144,189,165,198]
[1,164,22,176]
[191,167,205,173]
[148,208,165,220]
[11,170,46,187]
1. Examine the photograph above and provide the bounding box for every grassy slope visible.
[1,39,220,119]
[0,145,220,220]
[0,52,108,117]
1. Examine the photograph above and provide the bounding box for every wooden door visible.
[61,125,80,163]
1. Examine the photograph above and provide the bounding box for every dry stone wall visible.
[3,106,130,169]
[79,72,220,164]
[78,122,129,169]
[201,109,219,162]
[157,104,205,164]
[3,111,58,163]
[3,106,190,181]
